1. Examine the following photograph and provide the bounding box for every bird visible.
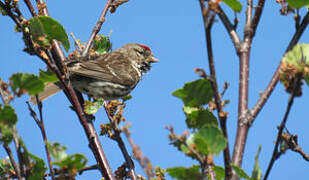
[30,43,158,104]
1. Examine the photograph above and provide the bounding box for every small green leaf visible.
[93,35,112,54]
[38,70,58,83]
[231,164,250,179]
[172,79,213,107]
[194,125,227,155]
[251,146,262,180]
[29,16,70,51]
[10,73,44,95]
[28,153,47,180]
[0,105,18,144]
[286,0,309,8]
[122,94,132,102]
[166,165,201,180]
[185,107,218,129]
[47,142,68,162]
[222,0,242,12]
[0,105,17,126]
[84,98,105,115]
[213,165,225,180]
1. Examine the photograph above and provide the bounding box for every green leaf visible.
[286,0,309,8]
[0,105,18,144]
[28,153,47,180]
[10,73,44,95]
[222,0,242,12]
[282,43,309,66]
[166,165,201,180]
[194,125,227,155]
[47,142,68,162]
[231,164,250,179]
[213,165,225,180]
[0,105,17,126]
[54,153,87,173]
[93,35,112,54]
[38,70,58,83]
[0,126,14,144]
[84,98,105,115]
[251,146,262,180]
[184,107,218,129]
[29,16,70,51]
[172,79,213,107]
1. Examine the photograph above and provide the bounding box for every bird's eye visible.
[137,50,144,55]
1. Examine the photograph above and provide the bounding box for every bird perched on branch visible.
[30,43,158,104]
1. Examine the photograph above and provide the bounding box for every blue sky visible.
[1,0,309,179]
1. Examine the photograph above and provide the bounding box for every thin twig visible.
[263,75,301,180]
[123,125,154,179]
[3,144,22,180]
[251,11,309,120]
[23,0,37,16]
[251,0,266,37]
[199,2,232,179]
[281,133,309,161]
[103,104,137,180]
[216,6,241,54]
[82,0,113,56]
[26,100,55,179]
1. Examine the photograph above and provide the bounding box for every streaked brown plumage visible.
[30,43,158,104]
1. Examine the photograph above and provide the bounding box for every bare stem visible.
[82,0,113,56]
[23,0,37,16]
[3,144,22,180]
[123,125,154,179]
[26,101,55,179]
[263,76,301,180]
[104,104,137,180]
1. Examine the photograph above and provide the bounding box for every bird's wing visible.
[67,52,141,87]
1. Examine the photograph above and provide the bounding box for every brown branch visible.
[198,1,232,179]
[251,11,309,120]
[251,0,265,37]
[103,103,137,180]
[123,125,154,179]
[23,0,37,16]
[82,0,113,56]
[3,144,22,180]
[22,1,116,178]
[263,75,301,180]
[281,133,309,161]
[216,6,241,54]
[26,101,55,179]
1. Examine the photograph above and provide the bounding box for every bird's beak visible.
[149,56,159,63]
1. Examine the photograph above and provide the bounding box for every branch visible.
[250,0,266,37]
[103,102,137,180]
[3,144,22,180]
[23,0,37,16]
[198,1,232,179]
[263,75,301,180]
[251,11,309,120]
[281,133,309,161]
[26,101,55,179]
[82,0,113,56]
[123,125,154,179]
[216,6,241,53]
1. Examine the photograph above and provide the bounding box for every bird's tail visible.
[30,83,62,105]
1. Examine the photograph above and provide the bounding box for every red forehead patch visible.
[137,44,151,52]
